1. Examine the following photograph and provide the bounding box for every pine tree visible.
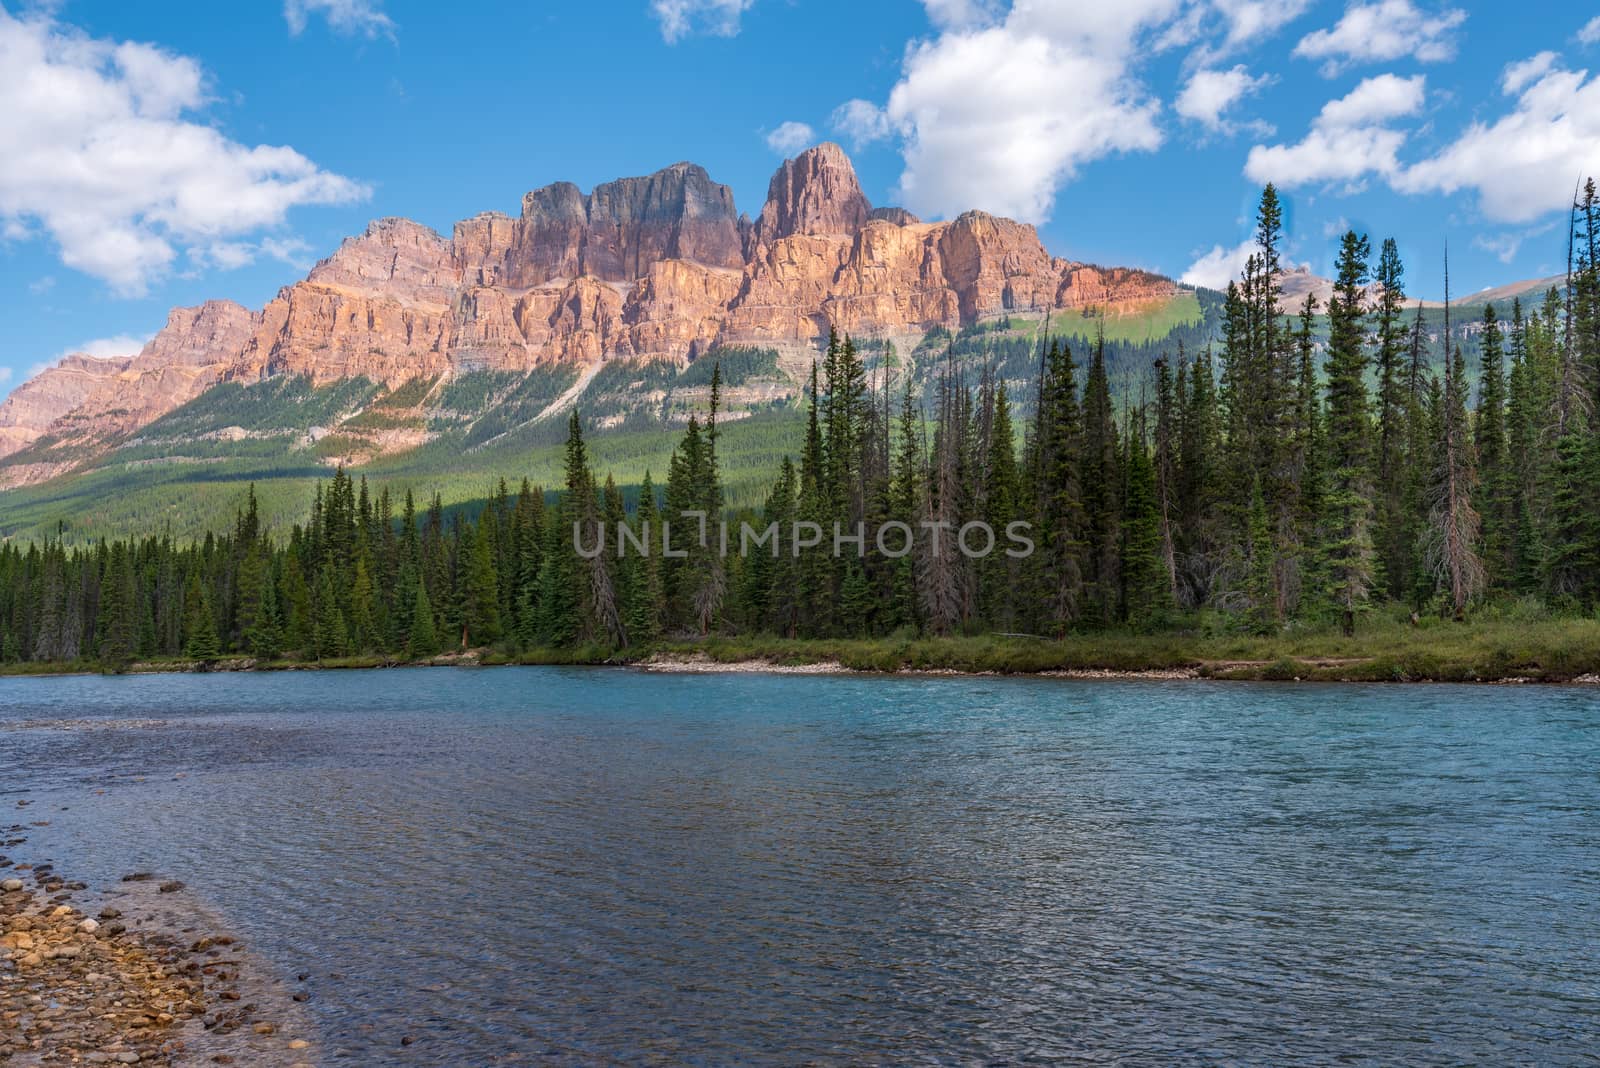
[247,570,283,659]
[1372,238,1410,597]
[1081,334,1121,625]
[408,581,438,657]
[1120,413,1166,628]
[1034,340,1085,634]
[183,571,220,661]
[1429,333,1485,619]
[462,517,501,647]
[1474,303,1512,588]
[97,543,136,668]
[1322,231,1376,634]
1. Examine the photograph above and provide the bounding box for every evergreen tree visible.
[1322,231,1376,634]
[1120,413,1166,628]
[408,581,438,657]
[1475,303,1513,587]
[182,571,221,661]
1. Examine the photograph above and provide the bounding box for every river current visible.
[2,668,1596,1064]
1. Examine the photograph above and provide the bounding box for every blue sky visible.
[3,0,1599,397]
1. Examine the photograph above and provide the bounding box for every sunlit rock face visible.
[3,143,1175,467]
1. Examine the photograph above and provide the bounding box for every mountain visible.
[0,143,1174,489]
[1273,264,1564,310]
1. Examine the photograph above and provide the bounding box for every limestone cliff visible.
[2,142,1177,469]
[0,354,132,458]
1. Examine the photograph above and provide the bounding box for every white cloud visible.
[1580,16,1600,46]
[1189,0,1316,65]
[25,333,151,380]
[1503,52,1557,95]
[1472,223,1556,264]
[1175,65,1270,131]
[764,121,816,156]
[1294,0,1466,75]
[1317,71,1426,125]
[284,0,394,40]
[71,334,150,360]
[830,99,892,149]
[651,0,754,43]
[0,367,11,386]
[1395,63,1600,223]
[0,9,368,296]
[186,234,316,274]
[1180,239,1255,289]
[1245,73,1424,188]
[27,275,54,295]
[882,0,1174,224]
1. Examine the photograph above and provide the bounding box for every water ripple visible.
[2,670,1598,1064]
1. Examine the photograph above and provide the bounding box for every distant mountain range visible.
[1276,264,1564,311]
[0,143,1174,489]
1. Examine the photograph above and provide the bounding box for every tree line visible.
[2,180,1599,665]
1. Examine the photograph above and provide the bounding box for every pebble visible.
[2,856,308,1065]
[288,1038,310,1049]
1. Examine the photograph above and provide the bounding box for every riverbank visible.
[5,615,1600,683]
[0,820,316,1066]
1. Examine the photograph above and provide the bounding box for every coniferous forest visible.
[4,182,1600,672]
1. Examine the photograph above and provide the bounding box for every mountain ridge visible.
[0,142,1175,487]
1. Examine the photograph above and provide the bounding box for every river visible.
[2,668,1597,1064]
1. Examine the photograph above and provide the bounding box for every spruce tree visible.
[1322,231,1376,634]
[1120,413,1166,628]
[183,571,220,661]
[408,581,438,657]
[1474,304,1512,587]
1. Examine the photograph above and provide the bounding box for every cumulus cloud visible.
[69,334,150,360]
[1580,16,1600,46]
[830,99,892,149]
[881,0,1175,224]
[1188,0,1316,65]
[1180,240,1256,290]
[764,121,816,156]
[25,333,151,380]
[651,0,754,43]
[1245,73,1425,188]
[0,9,368,296]
[0,366,11,386]
[1294,0,1466,75]
[283,0,395,40]
[1175,65,1271,131]
[1394,62,1600,223]
[1502,52,1558,95]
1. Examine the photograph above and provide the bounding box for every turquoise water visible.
[2,668,1597,1064]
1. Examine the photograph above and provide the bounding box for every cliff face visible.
[2,142,1176,466]
[0,354,133,457]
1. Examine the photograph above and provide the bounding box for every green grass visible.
[1054,291,1205,343]
[0,406,809,544]
[11,613,1600,682]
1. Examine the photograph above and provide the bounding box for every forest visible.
[2,180,1599,671]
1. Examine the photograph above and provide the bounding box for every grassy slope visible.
[0,293,1209,544]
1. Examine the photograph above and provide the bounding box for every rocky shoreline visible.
[0,818,316,1067]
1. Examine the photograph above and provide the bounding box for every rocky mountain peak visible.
[1,142,1180,479]
[754,142,872,245]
